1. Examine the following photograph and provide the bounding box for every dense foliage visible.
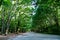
[32,0,60,35]
[0,0,32,35]
[0,0,60,35]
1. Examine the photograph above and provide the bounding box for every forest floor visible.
[0,33,23,40]
[0,32,60,40]
[8,32,60,40]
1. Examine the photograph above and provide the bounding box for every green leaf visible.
[3,0,12,7]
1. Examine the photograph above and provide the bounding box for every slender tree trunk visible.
[6,11,10,35]
[17,12,21,33]
[1,8,5,35]
[15,14,17,33]
[14,0,18,33]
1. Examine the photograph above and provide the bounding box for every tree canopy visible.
[0,0,60,35]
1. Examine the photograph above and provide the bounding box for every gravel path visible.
[8,32,60,40]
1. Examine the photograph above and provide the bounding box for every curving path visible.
[8,32,60,40]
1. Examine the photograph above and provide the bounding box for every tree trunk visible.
[1,8,5,35]
[6,11,10,35]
